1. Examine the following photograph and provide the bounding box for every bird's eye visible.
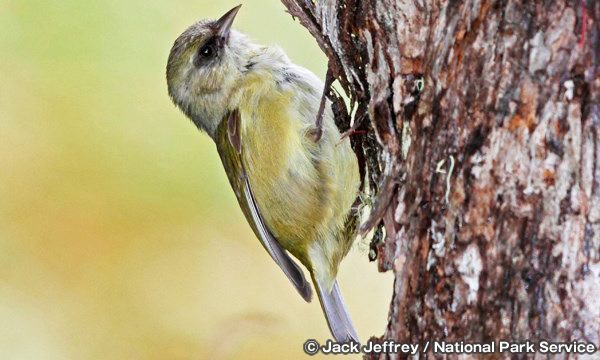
[193,38,219,68]
[199,44,216,58]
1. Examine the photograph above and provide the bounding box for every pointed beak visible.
[214,5,241,40]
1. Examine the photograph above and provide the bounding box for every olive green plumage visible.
[166,5,361,342]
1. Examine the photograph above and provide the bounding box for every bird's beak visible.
[215,5,241,41]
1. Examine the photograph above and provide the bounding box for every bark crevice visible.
[282,0,600,357]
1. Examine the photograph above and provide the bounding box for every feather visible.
[215,110,313,302]
[313,276,360,343]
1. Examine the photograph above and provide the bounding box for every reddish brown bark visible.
[282,0,599,358]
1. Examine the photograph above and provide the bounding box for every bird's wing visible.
[214,110,313,302]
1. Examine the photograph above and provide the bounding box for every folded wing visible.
[214,110,313,302]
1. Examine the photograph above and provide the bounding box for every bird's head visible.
[166,5,248,137]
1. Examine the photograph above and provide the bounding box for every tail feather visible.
[313,277,360,343]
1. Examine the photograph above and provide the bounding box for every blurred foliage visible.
[0,0,393,359]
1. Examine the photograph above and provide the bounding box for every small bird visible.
[166,5,360,342]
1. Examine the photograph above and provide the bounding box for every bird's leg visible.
[311,61,335,143]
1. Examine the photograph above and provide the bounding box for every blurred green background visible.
[0,0,392,359]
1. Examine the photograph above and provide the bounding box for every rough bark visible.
[282,0,599,358]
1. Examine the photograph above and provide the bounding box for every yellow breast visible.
[239,90,321,256]
[236,71,359,276]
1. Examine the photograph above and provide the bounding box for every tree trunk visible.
[282,0,599,358]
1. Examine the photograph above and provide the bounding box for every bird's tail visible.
[313,276,360,343]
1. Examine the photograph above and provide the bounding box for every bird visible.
[166,5,360,343]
